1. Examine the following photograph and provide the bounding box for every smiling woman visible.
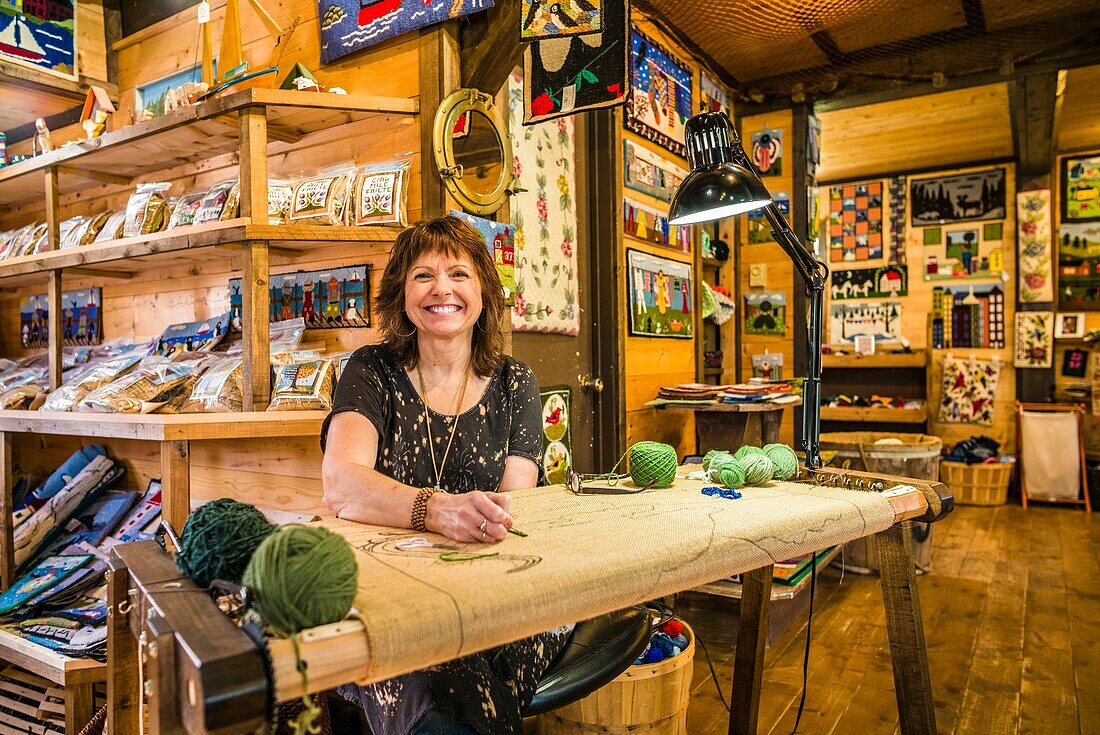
[319,215,570,735]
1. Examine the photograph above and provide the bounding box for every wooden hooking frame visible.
[1015,401,1093,512]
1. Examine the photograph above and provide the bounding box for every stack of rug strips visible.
[0,448,163,662]
[719,380,799,405]
[650,383,726,406]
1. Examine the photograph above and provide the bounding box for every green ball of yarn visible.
[702,450,732,471]
[243,525,359,636]
[763,443,799,480]
[740,453,775,486]
[176,498,276,589]
[734,445,766,461]
[629,441,678,488]
[708,457,746,489]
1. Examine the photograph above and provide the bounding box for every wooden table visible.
[105,465,953,735]
[655,399,800,450]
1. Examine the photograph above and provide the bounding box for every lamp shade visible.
[668,164,773,225]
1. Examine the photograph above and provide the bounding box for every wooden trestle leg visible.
[107,558,140,735]
[876,522,937,735]
[729,565,773,735]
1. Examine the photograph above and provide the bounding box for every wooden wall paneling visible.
[737,109,796,446]
[817,84,1014,184]
[77,0,110,84]
[1057,65,1100,154]
[816,163,1019,451]
[418,24,460,219]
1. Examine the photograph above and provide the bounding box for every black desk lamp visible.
[669,112,827,470]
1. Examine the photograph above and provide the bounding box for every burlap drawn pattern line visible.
[320,478,895,686]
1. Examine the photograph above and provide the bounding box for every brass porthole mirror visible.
[433,88,515,215]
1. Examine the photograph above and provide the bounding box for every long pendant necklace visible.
[417,360,470,490]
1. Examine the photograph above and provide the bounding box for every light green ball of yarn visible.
[709,457,746,489]
[763,443,799,480]
[733,445,766,461]
[243,524,358,636]
[629,441,678,488]
[740,453,775,486]
[703,450,732,471]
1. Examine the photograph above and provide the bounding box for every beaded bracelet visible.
[411,487,437,532]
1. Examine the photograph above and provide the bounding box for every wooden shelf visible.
[0,628,104,687]
[0,410,327,441]
[0,88,419,207]
[0,219,401,286]
[820,405,927,424]
[695,546,842,601]
[822,350,926,368]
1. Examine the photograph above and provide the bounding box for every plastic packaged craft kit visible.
[60,211,111,248]
[0,384,46,410]
[167,192,205,229]
[40,353,144,412]
[123,182,172,238]
[216,181,294,224]
[180,358,244,413]
[350,162,409,226]
[194,180,238,224]
[288,169,353,226]
[75,359,205,414]
[267,358,336,411]
[93,211,127,243]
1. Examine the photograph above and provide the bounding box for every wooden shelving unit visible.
[822,349,926,369]
[819,404,927,424]
[0,628,104,733]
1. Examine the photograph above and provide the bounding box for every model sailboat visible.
[198,0,299,97]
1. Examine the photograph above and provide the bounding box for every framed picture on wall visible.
[1062,155,1100,222]
[626,249,693,338]
[909,168,1006,226]
[1055,312,1086,339]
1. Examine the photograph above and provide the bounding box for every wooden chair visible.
[1015,402,1092,512]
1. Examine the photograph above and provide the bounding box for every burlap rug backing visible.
[318,477,895,685]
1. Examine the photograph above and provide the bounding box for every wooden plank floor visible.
[676,505,1100,734]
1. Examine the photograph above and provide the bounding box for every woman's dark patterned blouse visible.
[321,344,571,735]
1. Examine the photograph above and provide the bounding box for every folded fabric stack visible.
[942,435,1012,464]
[822,394,923,409]
[0,447,163,662]
[719,380,800,405]
[649,383,727,406]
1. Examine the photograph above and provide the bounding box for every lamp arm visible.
[762,205,828,471]
[721,127,827,469]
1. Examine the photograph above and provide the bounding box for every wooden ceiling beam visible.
[460,0,522,94]
[810,31,851,67]
[1009,70,1064,180]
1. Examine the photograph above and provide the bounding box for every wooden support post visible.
[107,560,140,735]
[0,432,12,590]
[44,165,59,251]
[729,564,773,735]
[238,106,269,224]
[419,24,460,219]
[875,522,937,735]
[241,241,271,410]
[64,681,95,734]
[160,440,191,537]
[47,270,62,390]
[146,613,183,734]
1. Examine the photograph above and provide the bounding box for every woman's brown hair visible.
[375,215,506,377]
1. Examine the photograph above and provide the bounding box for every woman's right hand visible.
[426,491,513,543]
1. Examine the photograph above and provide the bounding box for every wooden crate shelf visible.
[0,410,327,441]
[819,405,928,424]
[0,88,419,207]
[0,219,401,286]
[822,350,926,369]
[0,629,104,688]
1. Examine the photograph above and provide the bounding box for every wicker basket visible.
[940,460,1015,506]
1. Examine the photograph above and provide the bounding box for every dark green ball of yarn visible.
[176,498,276,588]
[243,524,359,636]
